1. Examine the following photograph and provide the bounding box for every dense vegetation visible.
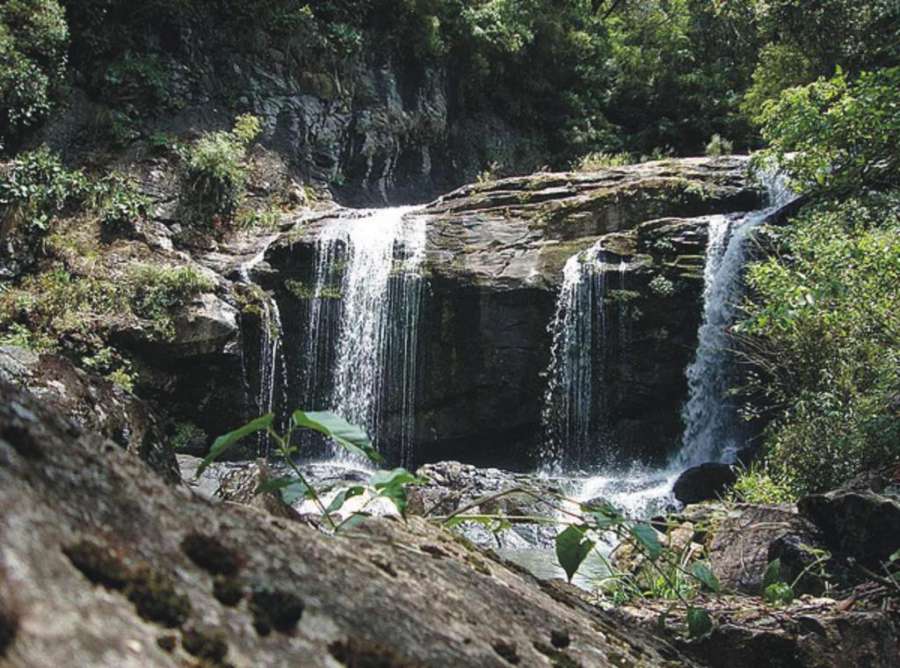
[0,0,898,494]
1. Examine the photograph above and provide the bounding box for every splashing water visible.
[540,243,607,470]
[679,171,794,467]
[306,207,426,465]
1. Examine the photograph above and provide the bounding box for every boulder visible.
[708,504,822,594]
[0,346,178,482]
[798,489,900,567]
[673,463,738,505]
[0,380,696,667]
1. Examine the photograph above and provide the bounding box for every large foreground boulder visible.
[0,381,694,667]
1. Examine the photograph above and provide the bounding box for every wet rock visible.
[673,463,738,505]
[0,380,696,667]
[708,505,822,594]
[798,489,900,567]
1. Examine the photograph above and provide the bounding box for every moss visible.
[63,540,130,590]
[284,279,341,300]
[212,576,244,607]
[182,627,229,664]
[181,533,241,576]
[126,567,192,628]
[248,588,304,636]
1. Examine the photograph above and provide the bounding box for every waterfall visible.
[540,243,608,470]
[678,172,793,466]
[305,207,426,465]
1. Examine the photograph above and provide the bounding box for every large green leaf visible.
[691,562,721,593]
[687,607,713,638]
[291,411,383,464]
[370,468,419,516]
[198,413,273,476]
[630,523,663,561]
[555,525,595,583]
[326,486,365,514]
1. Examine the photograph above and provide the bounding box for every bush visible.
[758,67,900,196]
[737,196,900,494]
[92,172,149,234]
[704,134,733,157]
[179,114,262,226]
[0,0,69,147]
[128,264,215,337]
[730,464,795,504]
[0,148,89,235]
[573,152,633,171]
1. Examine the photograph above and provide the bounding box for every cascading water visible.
[678,171,793,466]
[540,243,608,470]
[571,171,795,516]
[304,207,426,465]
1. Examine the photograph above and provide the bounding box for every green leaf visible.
[762,559,782,590]
[370,468,420,516]
[198,414,273,476]
[890,549,900,563]
[370,468,419,489]
[582,500,624,529]
[630,523,663,561]
[326,486,365,514]
[291,410,383,464]
[338,513,370,532]
[764,582,794,606]
[686,607,713,639]
[691,562,721,593]
[555,525,595,583]
[280,480,312,505]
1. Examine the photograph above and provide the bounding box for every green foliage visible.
[128,264,215,337]
[179,115,262,226]
[0,148,89,235]
[199,409,421,530]
[573,151,633,172]
[648,275,675,298]
[92,172,150,234]
[0,0,69,147]
[741,44,815,124]
[738,195,900,494]
[758,67,900,195]
[730,464,795,504]
[704,134,733,157]
[555,525,594,583]
[686,606,713,638]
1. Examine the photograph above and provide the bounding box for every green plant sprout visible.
[197,410,421,533]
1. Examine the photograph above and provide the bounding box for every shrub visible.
[573,152,633,172]
[128,264,215,337]
[179,114,262,226]
[737,196,900,494]
[648,275,675,298]
[0,148,89,235]
[730,464,795,504]
[757,67,900,196]
[92,172,149,234]
[704,134,733,157]
[0,0,69,147]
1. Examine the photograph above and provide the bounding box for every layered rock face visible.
[0,380,696,667]
[268,156,765,467]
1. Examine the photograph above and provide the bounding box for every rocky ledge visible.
[0,380,696,667]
